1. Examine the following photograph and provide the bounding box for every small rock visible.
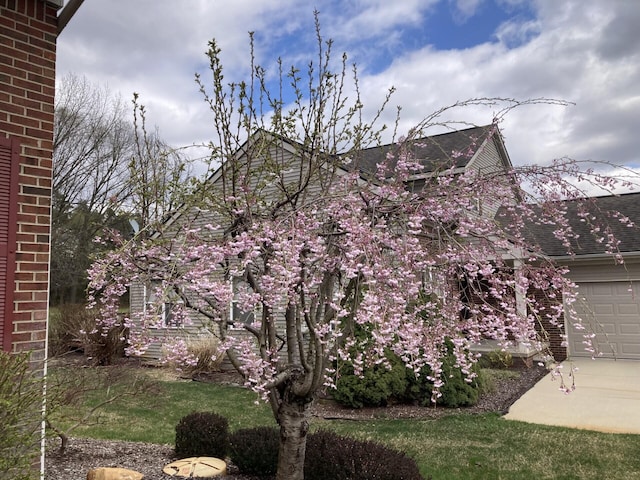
[86,467,144,480]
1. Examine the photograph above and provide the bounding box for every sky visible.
[55,0,640,176]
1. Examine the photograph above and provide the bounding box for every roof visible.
[350,125,495,177]
[499,192,640,257]
[163,125,505,231]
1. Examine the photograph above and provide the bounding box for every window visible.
[230,277,255,328]
[143,282,182,328]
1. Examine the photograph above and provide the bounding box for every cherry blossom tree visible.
[88,18,636,480]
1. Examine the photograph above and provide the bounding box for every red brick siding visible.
[529,287,567,361]
[0,0,59,370]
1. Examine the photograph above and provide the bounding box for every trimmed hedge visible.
[229,426,279,476]
[305,429,424,480]
[227,426,424,480]
[174,411,229,458]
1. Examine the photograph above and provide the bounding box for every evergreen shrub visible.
[334,341,484,408]
[332,353,409,408]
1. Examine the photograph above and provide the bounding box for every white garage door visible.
[568,282,640,359]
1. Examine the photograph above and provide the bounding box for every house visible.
[130,124,529,361]
[1,0,85,361]
[528,192,640,360]
[128,122,640,369]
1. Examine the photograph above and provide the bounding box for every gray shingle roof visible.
[499,192,640,257]
[349,125,495,176]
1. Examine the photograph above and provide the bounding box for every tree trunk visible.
[276,394,313,480]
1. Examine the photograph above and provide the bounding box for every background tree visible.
[51,75,192,305]
[127,95,193,237]
[88,18,637,480]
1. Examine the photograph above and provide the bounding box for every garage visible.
[568,281,640,359]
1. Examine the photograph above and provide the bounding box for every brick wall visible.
[529,287,567,362]
[0,0,59,371]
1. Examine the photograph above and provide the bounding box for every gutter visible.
[550,251,640,263]
[57,0,85,35]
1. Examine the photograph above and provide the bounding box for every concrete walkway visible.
[504,358,640,434]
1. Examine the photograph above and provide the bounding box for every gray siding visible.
[467,138,515,219]
[131,134,333,361]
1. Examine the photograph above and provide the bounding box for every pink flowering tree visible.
[88,21,636,480]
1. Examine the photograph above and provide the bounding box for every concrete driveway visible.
[504,358,640,434]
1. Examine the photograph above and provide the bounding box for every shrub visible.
[405,343,484,408]
[163,335,224,378]
[48,304,91,357]
[228,426,279,477]
[0,352,43,480]
[333,344,484,408]
[305,430,424,480]
[477,349,514,369]
[48,303,126,365]
[174,411,229,458]
[332,353,409,408]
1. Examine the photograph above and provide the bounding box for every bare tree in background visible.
[51,74,192,305]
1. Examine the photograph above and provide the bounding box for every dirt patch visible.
[44,362,548,480]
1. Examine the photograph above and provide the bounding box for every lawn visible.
[48,365,640,480]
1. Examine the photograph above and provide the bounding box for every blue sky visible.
[56,0,640,179]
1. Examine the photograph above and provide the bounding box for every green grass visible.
[49,365,640,480]
[51,371,273,444]
[319,415,640,479]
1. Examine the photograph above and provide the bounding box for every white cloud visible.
[355,0,640,168]
[450,0,485,23]
[56,0,640,172]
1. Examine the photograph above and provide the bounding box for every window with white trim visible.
[143,282,182,328]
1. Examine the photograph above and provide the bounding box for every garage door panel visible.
[613,283,634,295]
[590,284,614,296]
[617,304,639,315]
[594,304,614,315]
[569,282,640,360]
[621,343,640,356]
[619,323,640,334]
[598,323,616,334]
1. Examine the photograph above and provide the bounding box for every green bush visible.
[334,343,484,409]
[228,426,279,477]
[405,343,484,408]
[0,352,43,480]
[174,411,229,458]
[305,430,424,480]
[332,353,409,408]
